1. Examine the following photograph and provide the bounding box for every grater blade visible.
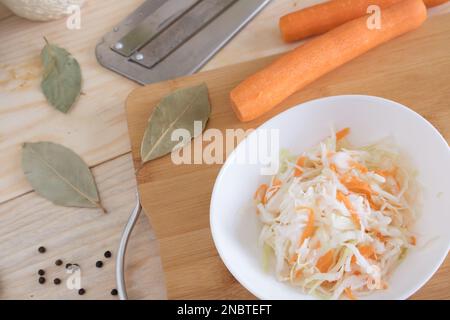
[96,0,271,85]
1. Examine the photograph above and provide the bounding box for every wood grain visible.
[0,154,166,300]
[126,14,450,299]
[0,0,144,203]
[0,0,448,199]
[1,0,449,300]
[0,0,372,300]
[0,0,307,204]
[4,0,444,204]
[203,0,450,71]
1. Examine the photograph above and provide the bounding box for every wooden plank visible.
[126,14,450,299]
[0,153,166,300]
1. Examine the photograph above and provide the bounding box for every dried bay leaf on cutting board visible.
[22,142,106,212]
[41,38,82,113]
[140,83,211,164]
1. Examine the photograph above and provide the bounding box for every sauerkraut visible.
[254,127,419,299]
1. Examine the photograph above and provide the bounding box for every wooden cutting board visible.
[126,14,450,299]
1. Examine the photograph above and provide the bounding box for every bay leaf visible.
[140,83,211,164]
[41,38,82,113]
[22,142,106,212]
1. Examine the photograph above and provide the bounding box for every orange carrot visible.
[316,249,335,272]
[374,168,397,178]
[424,0,449,6]
[262,178,283,203]
[375,168,401,190]
[279,0,443,43]
[351,244,377,263]
[330,163,338,173]
[289,253,298,265]
[297,207,315,246]
[410,235,417,245]
[359,244,376,258]
[336,127,350,141]
[272,178,282,187]
[340,175,380,210]
[375,167,399,178]
[340,175,372,197]
[254,184,268,204]
[294,156,306,177]
[374,169,389,177]
[295,269,303,279]
[230,0,427,122]
[336,190,361,227]
[375,231,389,243]
[345,287,357,300]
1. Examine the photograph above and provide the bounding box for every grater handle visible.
[116,191,142,300]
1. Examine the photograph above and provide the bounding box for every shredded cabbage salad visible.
[254,128,419,300]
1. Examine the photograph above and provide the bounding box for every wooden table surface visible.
[0,0,448,300]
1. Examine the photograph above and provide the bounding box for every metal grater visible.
[96,0,271,85]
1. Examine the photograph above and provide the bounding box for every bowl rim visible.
[210,94,450,300]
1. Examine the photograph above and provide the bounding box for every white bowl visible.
[210,95,450,300]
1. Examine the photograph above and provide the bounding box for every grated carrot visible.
[316,249,335,273]
[296,207,315,246]
[254,184,268,204]
[336,127,350,140]
[336,191,361,227]
[330,163,337,173]
[375,167,398,178]
[345,287,357,300]
[374,169,391,177]
[340,175,373,197]
[375,231,389,243]
[294,156,306,177]
[351,244,377,263]
[340,175,380,210]
[375,168,401,190]
[273,178,282,187]
[289,253,298,265]
[361,244,377,259]
[264,178,283,203]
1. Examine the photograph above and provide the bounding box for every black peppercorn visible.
[55,259,63,266]
[104,251,112,258]
[65,263,72,269]
[53,278,61,285]
[38,246,46,253]
[38,269,45,276]
[38,277,46,284]
[95,261,103,268]
[111,289,118,296]
[78,288,86,295]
